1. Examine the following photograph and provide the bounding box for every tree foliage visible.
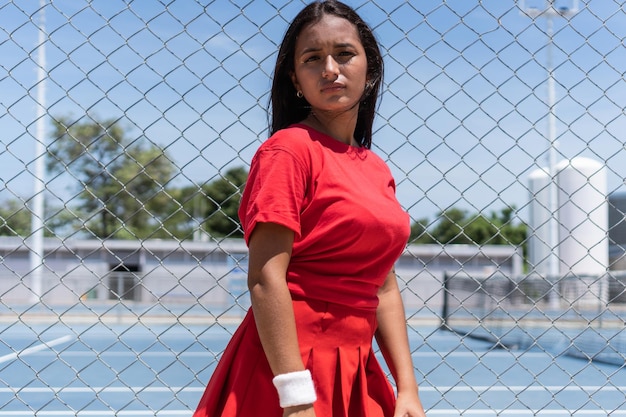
[47,116,175,239]
[38,114,525,247]
[409,217,432,244]
[201,167,247,238]
[41,115,250,241]
[0,199,31,237]
[410,206,527,250]
[163,167,247,239]
[0,197,87,238]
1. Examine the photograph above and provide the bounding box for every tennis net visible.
[440,271,626,365]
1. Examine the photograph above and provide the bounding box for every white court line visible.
[56,351,213,357]
[0,410,624,416]
[418,385,626,392]
[425,412,626,416]
[0,413,189,416]
[0,335,72,364]
[412,351,550,357]
[1,385,623,393]
[0,388,622,416]
[46,351,547,358]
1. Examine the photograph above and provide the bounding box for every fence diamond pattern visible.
[1,0,625,415]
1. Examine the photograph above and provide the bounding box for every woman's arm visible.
[375,268,427,417]
[247,222,315,416]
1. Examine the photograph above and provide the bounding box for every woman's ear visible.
[290,72,300,94]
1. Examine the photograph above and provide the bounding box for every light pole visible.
[519,0,578,306]
[29,0,47,303]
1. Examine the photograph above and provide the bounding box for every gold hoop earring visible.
[296,90,303,98]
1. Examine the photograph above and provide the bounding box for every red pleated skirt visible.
[192,297,396,417]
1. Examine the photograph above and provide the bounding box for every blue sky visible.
[1,0,625,225]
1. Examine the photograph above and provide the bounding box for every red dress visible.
[193,125,410,417]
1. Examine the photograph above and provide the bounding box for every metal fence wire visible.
[1,0,626,415]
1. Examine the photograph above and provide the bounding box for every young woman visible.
[193,2,426,416]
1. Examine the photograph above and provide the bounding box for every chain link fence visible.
[1,0,625,415]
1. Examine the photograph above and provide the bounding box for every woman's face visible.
[291,14,368,115]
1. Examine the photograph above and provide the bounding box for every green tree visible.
[414,206,527,247]
[201,167,247,237]
[485,206,527,253]
[166,167,247,239]
[46,116,175,239]
[409,217,434,243]
[463,214,500,245]
[0,197,89,238]
[0,199,31,236]
[429,207,472,244]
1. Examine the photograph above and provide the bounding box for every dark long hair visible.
[269,0,383,149]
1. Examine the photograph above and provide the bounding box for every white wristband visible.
[272,370,317,408]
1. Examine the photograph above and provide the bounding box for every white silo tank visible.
[528,167,552,275]
[556,157,608,276]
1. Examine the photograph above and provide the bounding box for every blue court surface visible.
[0,320,624,416]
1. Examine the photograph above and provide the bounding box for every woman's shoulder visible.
[261,124,314,153]
[249,124,318,173]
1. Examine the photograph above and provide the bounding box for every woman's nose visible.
[322,55,339,79]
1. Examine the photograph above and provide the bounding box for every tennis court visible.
[1,318,624,416]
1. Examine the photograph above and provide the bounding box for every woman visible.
[193,1,426,416]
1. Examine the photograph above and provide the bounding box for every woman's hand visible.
[394,389,426,417]
[284,404,316,417]
[376,269,427,417]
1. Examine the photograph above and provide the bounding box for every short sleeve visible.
[238,143,309,244]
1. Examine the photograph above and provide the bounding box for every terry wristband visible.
[272,369,317,408]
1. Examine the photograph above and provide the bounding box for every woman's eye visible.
[301,51,354,65]
[336,51,354,63]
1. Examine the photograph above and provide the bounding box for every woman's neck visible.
[304,111,359,147]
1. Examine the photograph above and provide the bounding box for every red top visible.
[238,124,410,310]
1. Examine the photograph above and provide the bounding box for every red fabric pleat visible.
[192,298,396,417]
